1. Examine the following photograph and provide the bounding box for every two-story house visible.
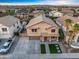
[56,15,79,32]
[15,9,29,18]
[25,15,59,41]
[0,16,24,39]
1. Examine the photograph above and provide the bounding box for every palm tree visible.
[69,23,79,44]
[64,19,73,32]
[73,23,79,35]
[64,19,73,44]
[71,9,76,14]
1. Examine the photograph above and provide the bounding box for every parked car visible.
[0,39,13,54]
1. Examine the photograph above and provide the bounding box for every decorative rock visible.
[58,50,61,53]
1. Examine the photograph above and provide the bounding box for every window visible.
[17,26,19,28]
[51,29,55,32]
[2,28,7,32]
[32,29,37,32]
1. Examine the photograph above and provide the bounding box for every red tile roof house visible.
[23,15,59,41]
[0,16,24,39]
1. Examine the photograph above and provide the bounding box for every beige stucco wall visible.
[26,21,59,37]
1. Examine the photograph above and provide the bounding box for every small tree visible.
[71,9,76,13]
[64,19,73,31]
[69,23,79,44]
[58,29,64,41]
[73,23,79,35]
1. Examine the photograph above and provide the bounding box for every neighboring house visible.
[15,9,29,18]
[0,9,6,13]
[61,8,74,16]
[32,10,40,14]
[49,11,63,17]
[50,8,58,11]
[31,10,44,17]
[0,16,23,39]
[25,15,59,41]
[56,15,79,32]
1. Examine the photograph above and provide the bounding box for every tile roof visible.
[59,15,79,22]
[0,16,19,27]
[26,14,58,28]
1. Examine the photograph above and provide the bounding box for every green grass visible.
[49,44,62,54]
[40,44,46,54]
[49,16,57,22]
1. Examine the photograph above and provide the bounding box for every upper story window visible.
[51,29,55,32]
[2,28,7,32]
[32,29,37,32]
[17,26,19,28]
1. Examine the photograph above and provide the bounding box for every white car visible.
[0,39,13,54]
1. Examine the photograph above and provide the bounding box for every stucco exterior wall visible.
[0,21,23,39]
[0,24,10,39]
[26,21,59,37]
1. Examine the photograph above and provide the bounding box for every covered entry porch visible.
[40,36,58,42]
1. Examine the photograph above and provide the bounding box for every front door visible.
[44,37,48,41]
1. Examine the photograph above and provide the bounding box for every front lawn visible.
[40,44,46,54]
[49,44,62,54]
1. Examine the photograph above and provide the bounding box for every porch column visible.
[40,36,44,42]
[57,37,59,42]
[49,36,51,42]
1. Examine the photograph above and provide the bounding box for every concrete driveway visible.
[0,37,79,59]
[28,40,40,54]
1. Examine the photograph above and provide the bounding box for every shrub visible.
[49,16,57,22]
[58,29,64,41]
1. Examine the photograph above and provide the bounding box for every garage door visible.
[29,36,40,40]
